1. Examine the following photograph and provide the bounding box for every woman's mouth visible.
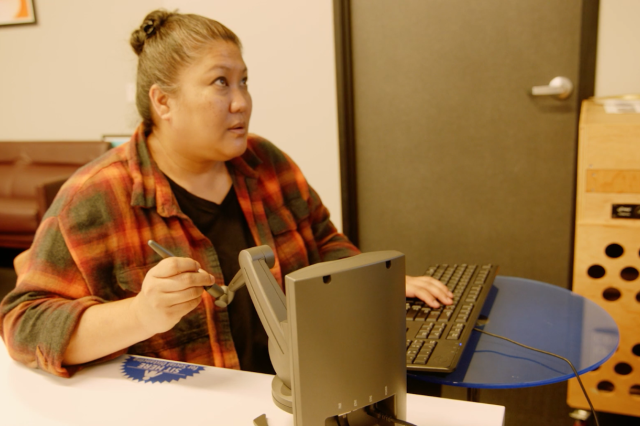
[228,123,247,135]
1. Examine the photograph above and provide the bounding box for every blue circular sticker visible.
[121,355,204,384]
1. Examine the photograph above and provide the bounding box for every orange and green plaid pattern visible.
[0,127,359,377]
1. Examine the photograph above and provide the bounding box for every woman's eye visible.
[213,77,228,86]
[241,77,249,86]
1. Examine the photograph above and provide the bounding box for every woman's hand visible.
[63,257,215,366]
[406,275,453,308]
[131,257,215,335]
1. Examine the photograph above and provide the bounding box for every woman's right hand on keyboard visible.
[405,275,454,308]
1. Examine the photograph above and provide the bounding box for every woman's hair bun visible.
[130,9,173,56]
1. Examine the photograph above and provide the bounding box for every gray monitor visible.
[221,246,407,426]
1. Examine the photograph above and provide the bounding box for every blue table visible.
[410,276,619,390]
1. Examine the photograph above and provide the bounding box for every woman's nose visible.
[230,88,250,113]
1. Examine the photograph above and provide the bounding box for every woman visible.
[0,10,452,377]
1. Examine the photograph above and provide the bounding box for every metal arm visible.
[237,246,288,358]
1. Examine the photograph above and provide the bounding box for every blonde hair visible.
[130,9,242,135]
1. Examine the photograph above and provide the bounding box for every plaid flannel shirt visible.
[0,127,360,377]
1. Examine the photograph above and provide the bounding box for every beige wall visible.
[0,0,343,230]
[1,1,638,232]
[595,0,640,97]
[0,0,159,140]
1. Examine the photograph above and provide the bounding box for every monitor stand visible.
[239,247,408,426]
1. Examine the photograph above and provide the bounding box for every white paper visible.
[603,100,640,114]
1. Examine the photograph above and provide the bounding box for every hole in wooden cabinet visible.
[614,362,633,375]
[633,344,640,357]
[605,243,624,258]
[630,385,640,397]
[597,381,615,392]
[587,265,605,279]
[602,287,621,301]
[637,292,640,303]
[621,267,639,281]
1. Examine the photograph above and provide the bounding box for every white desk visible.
[0,341,504,425]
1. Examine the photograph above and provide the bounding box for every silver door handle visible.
[531,76,573,100]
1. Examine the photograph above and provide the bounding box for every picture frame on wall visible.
[0,0,37,27]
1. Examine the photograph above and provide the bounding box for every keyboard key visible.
[428,329,444,339]
[426,311,440,322]
[419,351,433,359]
[414,355,429,365]
[415,307,430,321]
[406,306,421,320]
[420,343,434,351]
[420,323,434,331]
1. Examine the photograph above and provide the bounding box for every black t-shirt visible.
[166,176,275,375]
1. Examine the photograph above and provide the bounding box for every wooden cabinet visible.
[568,99,640,416]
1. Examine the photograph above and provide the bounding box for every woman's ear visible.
[149,84,172,121]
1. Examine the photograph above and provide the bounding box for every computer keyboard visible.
[406,263,498,373]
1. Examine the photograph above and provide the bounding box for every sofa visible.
[0,142,110,249]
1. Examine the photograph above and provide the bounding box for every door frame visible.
[333,0,600,248]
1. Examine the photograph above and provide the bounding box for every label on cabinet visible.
[611,204,640,219]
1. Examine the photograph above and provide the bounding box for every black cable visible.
[473,327,600,426]
[365,405,417,426]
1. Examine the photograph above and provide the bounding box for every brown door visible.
[335,2,599,425]
[340,0,598,289]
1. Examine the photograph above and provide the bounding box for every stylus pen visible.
[147,240,226,298]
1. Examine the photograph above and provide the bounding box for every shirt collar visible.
[127,126,262,216]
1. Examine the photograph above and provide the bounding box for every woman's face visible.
[164,40,252,162]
